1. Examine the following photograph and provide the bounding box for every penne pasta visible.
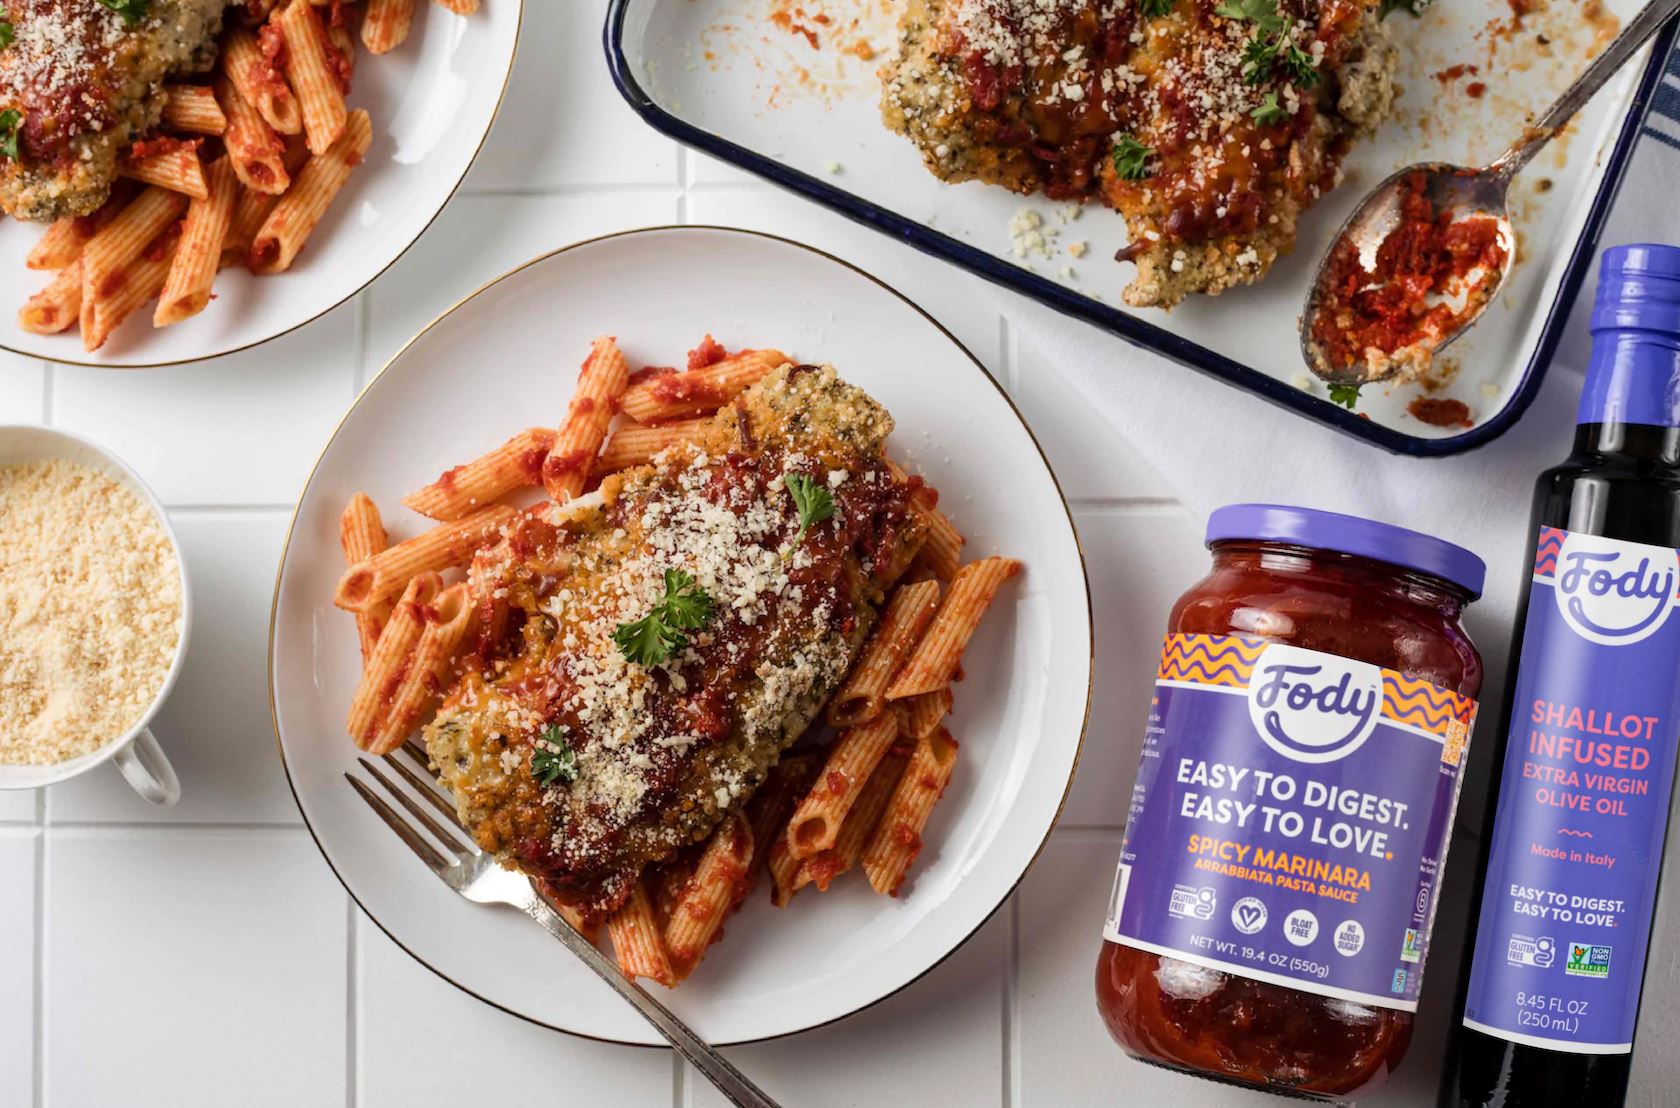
[338,492,390,665]
[885,557,1022,699]
[608,880,677,986]
[27,214,99,271]
[345,571,441,745]
[362,0,415,53]
[650,855,696,930]
[120,142,209,200]
[79,187,187,329]
[863,727,959,896]
[543,336,630,502]
[156,157,238,326]
[222,25,304,135]
[765,829,802,908]
[747,751,820,875]
[334,502,516,613]
[827,579,941,727]
[785,712,900,860]
[910,491,965,581]
[901,686,954,740]
[250,108,372,274]
[534,877,599,943]
[161,84,228,135]
[402,427,555,521]
[617,348,789,423]
[218,77,291,195]
[277,0,349,156]
[223,143,309,265]
[364,581,475,754]
[18,261,83,334]
[594,416,710,475]
[461,543,512,661]
[664,812,753,979]
[81,226,180,351]
[795,750,908,893]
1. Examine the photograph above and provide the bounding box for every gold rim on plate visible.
[266,224,1095,1047]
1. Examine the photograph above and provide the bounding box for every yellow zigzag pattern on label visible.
[1382,673,1473,736]
[1156,634,1265,687]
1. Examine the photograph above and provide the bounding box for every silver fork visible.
[347,743,781,1108]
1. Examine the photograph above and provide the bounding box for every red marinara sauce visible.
[1096,505,1484,1100]
[1311,172,1508,377]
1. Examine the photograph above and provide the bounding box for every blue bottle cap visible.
[1591,243,1680,335]
[1207,503,1486,598]
[1579,244,1680,429]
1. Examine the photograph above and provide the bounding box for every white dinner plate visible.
[269,225,1093,1045]
[0,1,522,368]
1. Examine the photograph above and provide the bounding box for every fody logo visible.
[1246,643,1382,764]
[1553,533,1678,646]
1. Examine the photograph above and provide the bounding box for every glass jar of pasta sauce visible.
[1095,504,1486,1101]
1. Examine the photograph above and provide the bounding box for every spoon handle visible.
[1491,0,1680,179]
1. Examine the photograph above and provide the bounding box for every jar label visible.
[1463,528,1680,1054]
[1101,632,1477,1010]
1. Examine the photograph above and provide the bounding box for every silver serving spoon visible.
[1301,0,1680,384]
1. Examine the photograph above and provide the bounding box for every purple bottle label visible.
[1464,528,1680,1053]
[1101,634,1477,1009]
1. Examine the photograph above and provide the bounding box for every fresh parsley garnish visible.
[612,568,714,666]
[1221,0,1319,88]
[1281,40,1320,87]
[1139,0,1174,16]
[785,472,836,546]
[1251,91,1289,125]
[1379,0,1429,18]
[0,109,20,162]
[98,0,150,28]
[0,9,14,49]
[1111,134,1153,181]
[1216,0,1287,34]
[531,724,579,787]
[1327,382,1362,409]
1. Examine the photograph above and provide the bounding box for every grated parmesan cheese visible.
[0,459,182,765]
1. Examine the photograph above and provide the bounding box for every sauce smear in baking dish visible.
[1309,171,1509,382]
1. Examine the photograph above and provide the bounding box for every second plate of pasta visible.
[269,225,1091,1044]
[0,0,521,368]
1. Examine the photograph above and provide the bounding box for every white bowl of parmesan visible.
[0,425,189,804]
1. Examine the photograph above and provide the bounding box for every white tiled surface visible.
[1,4,1675,1106]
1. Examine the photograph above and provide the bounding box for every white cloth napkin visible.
[1001,71,1680,643]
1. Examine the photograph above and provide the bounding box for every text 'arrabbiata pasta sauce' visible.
[1096,505,1486,1100]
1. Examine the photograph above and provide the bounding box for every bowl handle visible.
[113,728,181,807]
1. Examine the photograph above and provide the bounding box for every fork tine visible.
[382,750,471,836]
[403,737,429,765]
[346,773,452,874]
[358,758,476,856]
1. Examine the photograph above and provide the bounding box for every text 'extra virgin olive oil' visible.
[1443,245,1680,1107]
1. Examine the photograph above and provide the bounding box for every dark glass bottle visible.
[1442,244,1680,1106]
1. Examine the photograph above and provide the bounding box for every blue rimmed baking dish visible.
[604,0,1678,455]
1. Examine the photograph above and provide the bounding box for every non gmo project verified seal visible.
[1565,942,1612,979]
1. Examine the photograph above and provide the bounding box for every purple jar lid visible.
[1206,503,1486,598]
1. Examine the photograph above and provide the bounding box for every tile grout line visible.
[31,823,45,1108]
[1003,894,1019,1108]
[346,900,358,1108]
[1001,315,1018,394]
[44,820,309,834]
[164,503,293,515]
[353,292,372,393]
[675,144,689,226]
[1069,496,1184,512]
